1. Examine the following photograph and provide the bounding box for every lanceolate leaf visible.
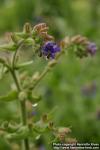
[0,43,18,51]
[4,126,30,140]
[15,60,34,69]
[0,90,18,102]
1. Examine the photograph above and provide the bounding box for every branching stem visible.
[10,42,30,150]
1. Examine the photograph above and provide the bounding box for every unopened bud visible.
[18,91,27,101]
[23,23,32,33]
[42,114,48,122]
[32,72,39,81]
[48,122,54,129]
[71,35,88,45]
[33,23,47,32]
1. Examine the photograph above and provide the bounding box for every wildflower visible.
[42,41,61,59]
[23,22,32,33]
[87,42,97,56]
[71,35,88,45]
[33,23,54,41]
[70,35,97,58]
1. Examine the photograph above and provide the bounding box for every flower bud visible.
[33,23,47,33]
[71,35,88,45]
[42,114,48,122]
[18,91,27,101]
[33,23,54,42]
[48,122,54,129]
[32,72,40,81]
[23,23,32,33]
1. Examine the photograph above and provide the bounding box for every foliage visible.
[0,0,100,150]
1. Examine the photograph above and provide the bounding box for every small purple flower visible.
[42,41,60,59]
[87,42,97,55]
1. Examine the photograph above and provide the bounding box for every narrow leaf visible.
[15,60,33,69]
[0,90,18,102]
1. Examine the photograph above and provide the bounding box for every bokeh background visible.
[0,0,100,149]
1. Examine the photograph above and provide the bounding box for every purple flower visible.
[42,41,60,59]
[87,42,97,55]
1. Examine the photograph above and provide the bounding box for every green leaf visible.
[4,125,41,140]
[15,32,29,39]
[24,38,35,46]
[0,65,8,79]
[0,43,18,51]
[4,126,30,140]
[15,60,33,69]
[27,91,42,102]
[0,90,18,102]
[33,123,47,133]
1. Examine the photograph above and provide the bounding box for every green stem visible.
[30,50,64,90]
[10,70,30,150]
[31,66,50,90]
[10,70,21,91]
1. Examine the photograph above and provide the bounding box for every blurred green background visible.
[0,0,100,149]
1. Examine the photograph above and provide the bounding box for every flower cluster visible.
[61,35,97,58]
[71,35,97,58]
[0,22,98,150]
[33,23,54,41]
[33,23,61,59]
[42,41,61,59]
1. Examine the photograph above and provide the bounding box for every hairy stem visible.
[31,66,50,90]
[30,50,64,90]
[10,70,30,150]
